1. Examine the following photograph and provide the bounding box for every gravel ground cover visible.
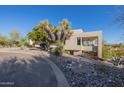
[49,54,124,87]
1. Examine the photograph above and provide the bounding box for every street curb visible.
[41,53,69,87]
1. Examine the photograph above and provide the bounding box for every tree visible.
[28,25,48,43]
[0,35,6,46]
[58,19,72,42]
[27,19,73,55]
[18,36,29,47]
[28,19,72,44]
[0,35,11,47]
[36,20,56,43]
[9,31,21,44]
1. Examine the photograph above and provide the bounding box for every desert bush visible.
[102,46,112,59]
[51,41,64,56]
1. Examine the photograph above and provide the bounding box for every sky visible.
[0,5,124,44]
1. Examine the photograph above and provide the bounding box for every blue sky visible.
[0,5,123,43]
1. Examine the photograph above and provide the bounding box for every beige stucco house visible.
[64,29,102,58]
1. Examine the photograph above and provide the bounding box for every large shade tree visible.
[28,25,48,43]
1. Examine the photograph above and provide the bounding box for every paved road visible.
[0,52,57,87]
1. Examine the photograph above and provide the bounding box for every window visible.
[82,38,84,45]
[93,39,98,46]
[77,37,81,45]
[82,38,93,46]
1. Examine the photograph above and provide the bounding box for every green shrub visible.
[51,41,64,56]
[102,46,112,59]
[18,41,25,47]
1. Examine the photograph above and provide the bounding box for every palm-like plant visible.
[28,19,73,50]
[40,20,56,43]
[27,19,73,55]
[37,19,73,44]
[58,19,73,42]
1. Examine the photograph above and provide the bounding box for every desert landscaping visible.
[0,6,124,87]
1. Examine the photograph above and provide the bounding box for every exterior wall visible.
[98,32,102,58]
[83,46,93,51]
[64,29,102,58]
[64,31,83,51]
[29,39,33,45]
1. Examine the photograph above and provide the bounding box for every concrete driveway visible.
[0,52,57,87]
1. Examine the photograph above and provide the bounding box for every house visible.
[64,29,102,58]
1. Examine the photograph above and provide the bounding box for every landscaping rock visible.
[49,54,124,87]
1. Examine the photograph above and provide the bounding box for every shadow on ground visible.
[0,55,57,87]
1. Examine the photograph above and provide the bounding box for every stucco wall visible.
[64,29,102,58]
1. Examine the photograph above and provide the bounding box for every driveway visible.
[0,52,57,87]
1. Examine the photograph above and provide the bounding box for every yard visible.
[49,54,124,87]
